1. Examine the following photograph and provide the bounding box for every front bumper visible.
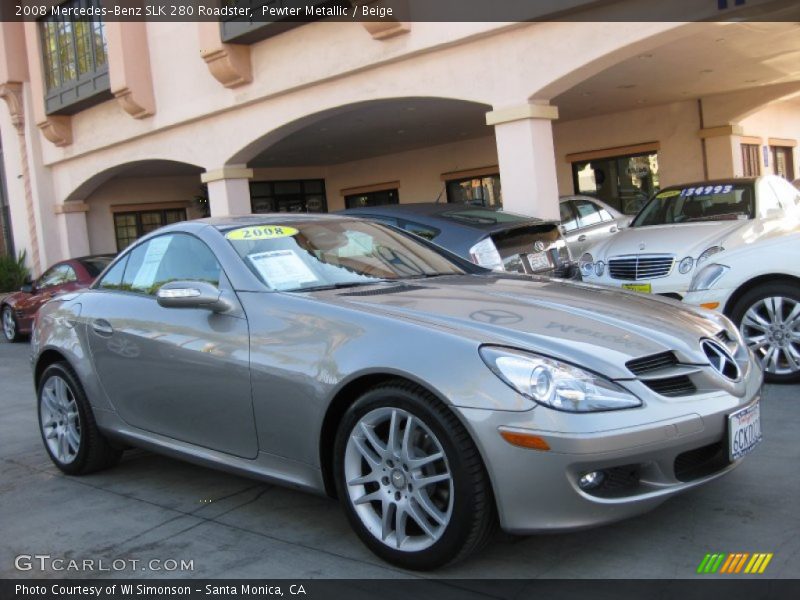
[457,363,763,534]
[584,272,693,297]
[683,287,736,312]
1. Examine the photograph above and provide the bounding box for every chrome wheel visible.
[741,296,800,377]
[344,407,453,552]
[40,375,81,465]
[2,307,15,341]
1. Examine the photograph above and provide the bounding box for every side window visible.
[121,234,222,296]
[573,199,603,227]
[96,256,129,290]
[560,202,579,232]
[38,264,76,288]
[399,219,440,241]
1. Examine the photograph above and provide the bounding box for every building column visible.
[699,124,744,179]
[53,202,90,259]
[201,166,254,216]
[487,103,560,220]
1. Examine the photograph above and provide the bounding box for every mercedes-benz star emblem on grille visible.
[701,339,740,381]
[639,242,646,251]
[534,241,546,252]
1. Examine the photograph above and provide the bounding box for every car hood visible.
[590,220,748,259]
[308,275,727,379]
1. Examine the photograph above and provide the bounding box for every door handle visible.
[577,235,587,242]
[91,319,114,336]
[609,226,618,233]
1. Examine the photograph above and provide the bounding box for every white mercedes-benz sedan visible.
[579,175,800,299]
[683,227,800,383]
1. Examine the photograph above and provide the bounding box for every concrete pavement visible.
[1,339,798,579]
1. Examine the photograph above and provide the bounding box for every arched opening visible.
[224,97,496,214]
[529,20,800,215]
[65,160,205,254]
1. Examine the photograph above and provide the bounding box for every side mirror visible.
[559,225,567,235]
[156,281,232,312]
[20,283,34,293]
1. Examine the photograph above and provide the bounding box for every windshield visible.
[632,183,754,227]
[225,219,465,291]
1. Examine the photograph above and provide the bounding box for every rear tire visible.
[333,380,496,570]
[729,282,800,384]
[37,362,122,474]
[2,305,22,343]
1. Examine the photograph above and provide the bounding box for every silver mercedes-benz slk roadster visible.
[31,215,763,570]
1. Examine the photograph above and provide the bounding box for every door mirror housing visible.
[20,282,34,294]
[156,281,232,312]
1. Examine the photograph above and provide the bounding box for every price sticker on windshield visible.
[226,225,299,240]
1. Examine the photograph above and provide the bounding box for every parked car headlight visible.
[579,253,594,278]
[468,238,504,271]
[678,256,694,274]
[697,245,725,266]
[480,346,642,412]
[594,261,605,276]
[689,263,730,291]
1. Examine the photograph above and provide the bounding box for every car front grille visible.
[643,376,697,397]
[626,351,677,376]
[608,255,675,281]
[674,441,728,482]
[626,350,699,398]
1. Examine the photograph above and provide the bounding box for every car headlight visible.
[480,346,642,412]
[697,245,724,266]
[689,263,730,292]
[468,238,504,271]
[579,253,594,278]
[678,256,694,274]
[594,260,605,277]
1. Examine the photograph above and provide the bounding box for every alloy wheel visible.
[740,296,800,376]
[343,407,453,552]
[40,375,82,464]
[2,307,15,341]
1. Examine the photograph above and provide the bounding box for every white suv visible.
[579,175,800,299]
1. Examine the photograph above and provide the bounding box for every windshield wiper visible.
[294,280,389,292]
[397,273,452,280]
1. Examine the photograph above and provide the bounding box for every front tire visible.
[333,381,496,570]
[37,362,122,474]
[2,305,22,342]
[730,282,800,383]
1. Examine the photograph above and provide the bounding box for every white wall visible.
[553,100,706,194]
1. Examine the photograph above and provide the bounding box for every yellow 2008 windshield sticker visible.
[225,225,299,240]
[656,190,680,199]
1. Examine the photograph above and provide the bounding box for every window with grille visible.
[113,209,187,251]
[771,146,796,181]
[39,0,111,114]
[741,144,761,177]
[250,180,327,213]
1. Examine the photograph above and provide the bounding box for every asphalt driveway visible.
[1,339,798,579]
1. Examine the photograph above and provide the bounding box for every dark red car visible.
[1,254,114,342]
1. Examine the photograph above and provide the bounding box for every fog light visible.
[578,470,605,490]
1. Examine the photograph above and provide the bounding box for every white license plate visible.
[527,252,551,272]
[728,401,762,461]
